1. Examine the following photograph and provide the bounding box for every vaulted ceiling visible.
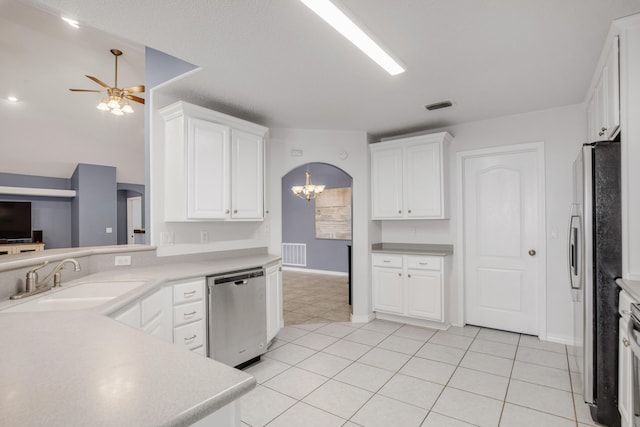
[9,0,640,143]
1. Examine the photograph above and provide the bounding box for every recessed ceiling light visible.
[7,96,18,102]
[299,0,405,76]
[61,16,79,28]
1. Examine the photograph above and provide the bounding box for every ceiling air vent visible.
[425,100,453,111]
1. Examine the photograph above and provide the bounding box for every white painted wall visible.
[380,104,586,343]
[268,128,379,322]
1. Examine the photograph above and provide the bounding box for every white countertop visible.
[617,278,640,302]
[371,243,454,256]
[0,253,281,426]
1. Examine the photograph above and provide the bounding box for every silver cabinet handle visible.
[419,262,428,265]
[225,209,230,214]
[408,210,412,214]
[408,274,412,278]
[398,210,402,214]
[184,311,197,319]
[184,335,197,343]
[528,249,536,256]
[623,337,630,347]
[234,209,238,214]
[398,273,402,277]
[383,260,391,263]
[183,290,197,298]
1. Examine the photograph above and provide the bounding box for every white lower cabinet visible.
[111,286,172,343]
[372,253,447,323]
[266,263,283,342]
[171,278,207,355]
[619,290,636,427]
[110,278,207,355]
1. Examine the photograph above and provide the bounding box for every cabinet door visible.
[619,316,633,427]
[231,130,264,219]
[371,146,404,219]
[372,266,404,314]
[140,287,173,343]
[405,141,443,218]
[406,269,443,321]
[605,36,620,140]
[266,264,283,342]
[112,303,141,329]
[187,118,230,219]
[595,70,608,140]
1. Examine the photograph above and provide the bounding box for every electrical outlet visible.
[160,231,175,245]
[201,231,209,244]
[106,227,113,234]
[114,255,131,266]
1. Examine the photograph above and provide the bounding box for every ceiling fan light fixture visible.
[110,107,124,116]
[107,97,120,109]
[121,102,134,114]
[96,99,109,111]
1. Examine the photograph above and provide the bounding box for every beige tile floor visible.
[242,321,603,426]
[282,270,351,325]
[241,271,605,427]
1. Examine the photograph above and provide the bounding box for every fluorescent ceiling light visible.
[61,16,79,28]
[299,0,405,76]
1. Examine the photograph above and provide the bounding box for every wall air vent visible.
[425,100,453,111]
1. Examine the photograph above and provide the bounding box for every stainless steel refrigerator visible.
[570,141,621,426]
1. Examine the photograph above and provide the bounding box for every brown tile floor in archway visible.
[283,270,351,325]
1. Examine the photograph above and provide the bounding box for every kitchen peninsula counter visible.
[0,251,282,426]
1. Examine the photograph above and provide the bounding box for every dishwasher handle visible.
[234,280,248,286]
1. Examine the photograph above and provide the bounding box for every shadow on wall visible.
[282,163,352,274]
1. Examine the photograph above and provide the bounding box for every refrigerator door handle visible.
[568,213,582,290]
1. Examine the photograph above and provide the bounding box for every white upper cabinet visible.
[187,118,230,219]
[370,132,451,220]
[160,101,267,222]
[231,130,264,219]
[587,36,620,141]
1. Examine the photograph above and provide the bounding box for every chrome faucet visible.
[10,258,81,300]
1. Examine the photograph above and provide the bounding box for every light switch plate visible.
[105,227,113,234]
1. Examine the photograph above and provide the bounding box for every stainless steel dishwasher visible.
[207,267,267,368]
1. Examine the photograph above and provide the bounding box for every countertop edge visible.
[617,278,640,302]
[371,242,454,256]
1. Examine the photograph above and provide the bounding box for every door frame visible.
[127,196,142,244]
[456,142,547,339]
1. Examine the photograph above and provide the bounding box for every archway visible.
[280,162,353,325]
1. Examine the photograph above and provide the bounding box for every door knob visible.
[528,249,536,256]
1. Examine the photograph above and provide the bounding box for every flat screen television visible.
[0,201,32,241]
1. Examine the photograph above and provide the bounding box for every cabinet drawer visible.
[406,256,442,271]
[173,280,204,305]
[174,320,204,350]
[173,301,204,327]
[372,253,403,268]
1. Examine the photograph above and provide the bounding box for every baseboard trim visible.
[375,312,450,330]
[544,333,574,346]
[282,266,348,277]
[351,312,375,323]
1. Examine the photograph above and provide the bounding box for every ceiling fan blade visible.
[123,85,145,93]
[85,75,111,88]
[69,89,105,93]
[125,94,145,104]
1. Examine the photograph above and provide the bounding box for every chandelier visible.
[291,170,325,201]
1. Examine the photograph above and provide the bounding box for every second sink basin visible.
[3,280,147,312]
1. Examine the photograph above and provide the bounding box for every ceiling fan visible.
[69,48,145,115]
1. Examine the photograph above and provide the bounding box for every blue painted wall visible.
[282,163,352,273]
[71,164,117,247]
[0,173,72,249]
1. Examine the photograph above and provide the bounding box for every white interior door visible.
[462,146,543,335]
[127,196,142,244]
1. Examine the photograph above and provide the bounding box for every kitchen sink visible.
[3,280,147,312]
